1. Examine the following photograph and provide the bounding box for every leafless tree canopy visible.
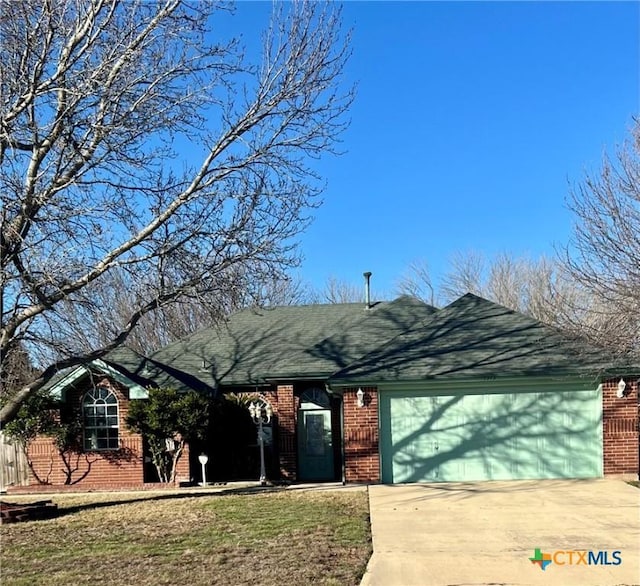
[439,251,570,324]
[58,268,318,356]
[564,118,640,357]
[0,0,353,423]
[398,252,571,325]
[396,259,435,306]
[316,275,363,304]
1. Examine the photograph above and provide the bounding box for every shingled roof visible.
[101,346,215,394]
[46,294,619,398]
[44,346,215,398]
[150,296,437,387]
[329,293,612,385]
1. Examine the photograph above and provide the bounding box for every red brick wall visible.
[174,442,191,484]
[275,384,297,480]
[26,376,146,488]
[27,434,145,489]
[343,386,379,482]
[602,377,639,478]
[25,375,194,489]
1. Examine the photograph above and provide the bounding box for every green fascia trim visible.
[48,366,87,400]
[128,386,149,399]
[262,373,332,383]
[217,372,332,387]
[331,375,600,393]
[93,360,149,398]
[601,366,640,377]
[48,360,148,401]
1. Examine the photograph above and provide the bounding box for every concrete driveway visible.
[360,479,639,586]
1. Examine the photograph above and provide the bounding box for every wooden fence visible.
[0,432,29,492]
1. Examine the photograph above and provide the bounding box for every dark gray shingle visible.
[150,296,437,387]
[330,293,612,384]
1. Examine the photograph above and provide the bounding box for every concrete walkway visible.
[360,479,640,586]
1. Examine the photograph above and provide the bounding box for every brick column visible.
[174,442,190,485]
[602,378,639,478]
[343,386,379,483]
[276,384,297,480]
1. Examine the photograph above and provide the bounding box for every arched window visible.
[83,386,119,450]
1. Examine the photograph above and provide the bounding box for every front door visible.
[297,388,334,481]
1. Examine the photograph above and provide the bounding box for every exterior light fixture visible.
[198,454,209,486]
[356,388,365,408]
[248,401,272,486]
[616,378,627,398]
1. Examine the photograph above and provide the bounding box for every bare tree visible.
[563,118,640,357]
[434,251,575,326]
[0,0,353,423]
[248,273,317,307]
[396,259,436,306]
[318,275,363,304]
[52,266,240,356]
[54,266,318,357]
[396,250,622,354]
[439,250,487,303]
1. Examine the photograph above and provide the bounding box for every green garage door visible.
[379,382,602,483]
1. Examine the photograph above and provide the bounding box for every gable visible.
[47,359,149,400]
[330,293,613,384]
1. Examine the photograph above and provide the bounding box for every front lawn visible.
[1,488,371,586]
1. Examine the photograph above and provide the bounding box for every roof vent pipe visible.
[363,271,372,310]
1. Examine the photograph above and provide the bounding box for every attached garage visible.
[379,380,603,483]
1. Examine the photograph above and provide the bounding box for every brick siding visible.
[24,375,191,489]
[602,377,639,478]
[343,386,379,482]
[25,371,635,490]
[275,384,297,480]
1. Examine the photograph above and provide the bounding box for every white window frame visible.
[83,386,120,450]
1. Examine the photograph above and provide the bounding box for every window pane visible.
[85,431,98,450]
[83,387,119,450]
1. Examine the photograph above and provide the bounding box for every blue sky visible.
[235,1,639,298]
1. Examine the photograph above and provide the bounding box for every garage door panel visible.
[380,386,602,483]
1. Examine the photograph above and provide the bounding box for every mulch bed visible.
[0,500,58,524]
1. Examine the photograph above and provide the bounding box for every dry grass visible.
[1,488,371,586]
